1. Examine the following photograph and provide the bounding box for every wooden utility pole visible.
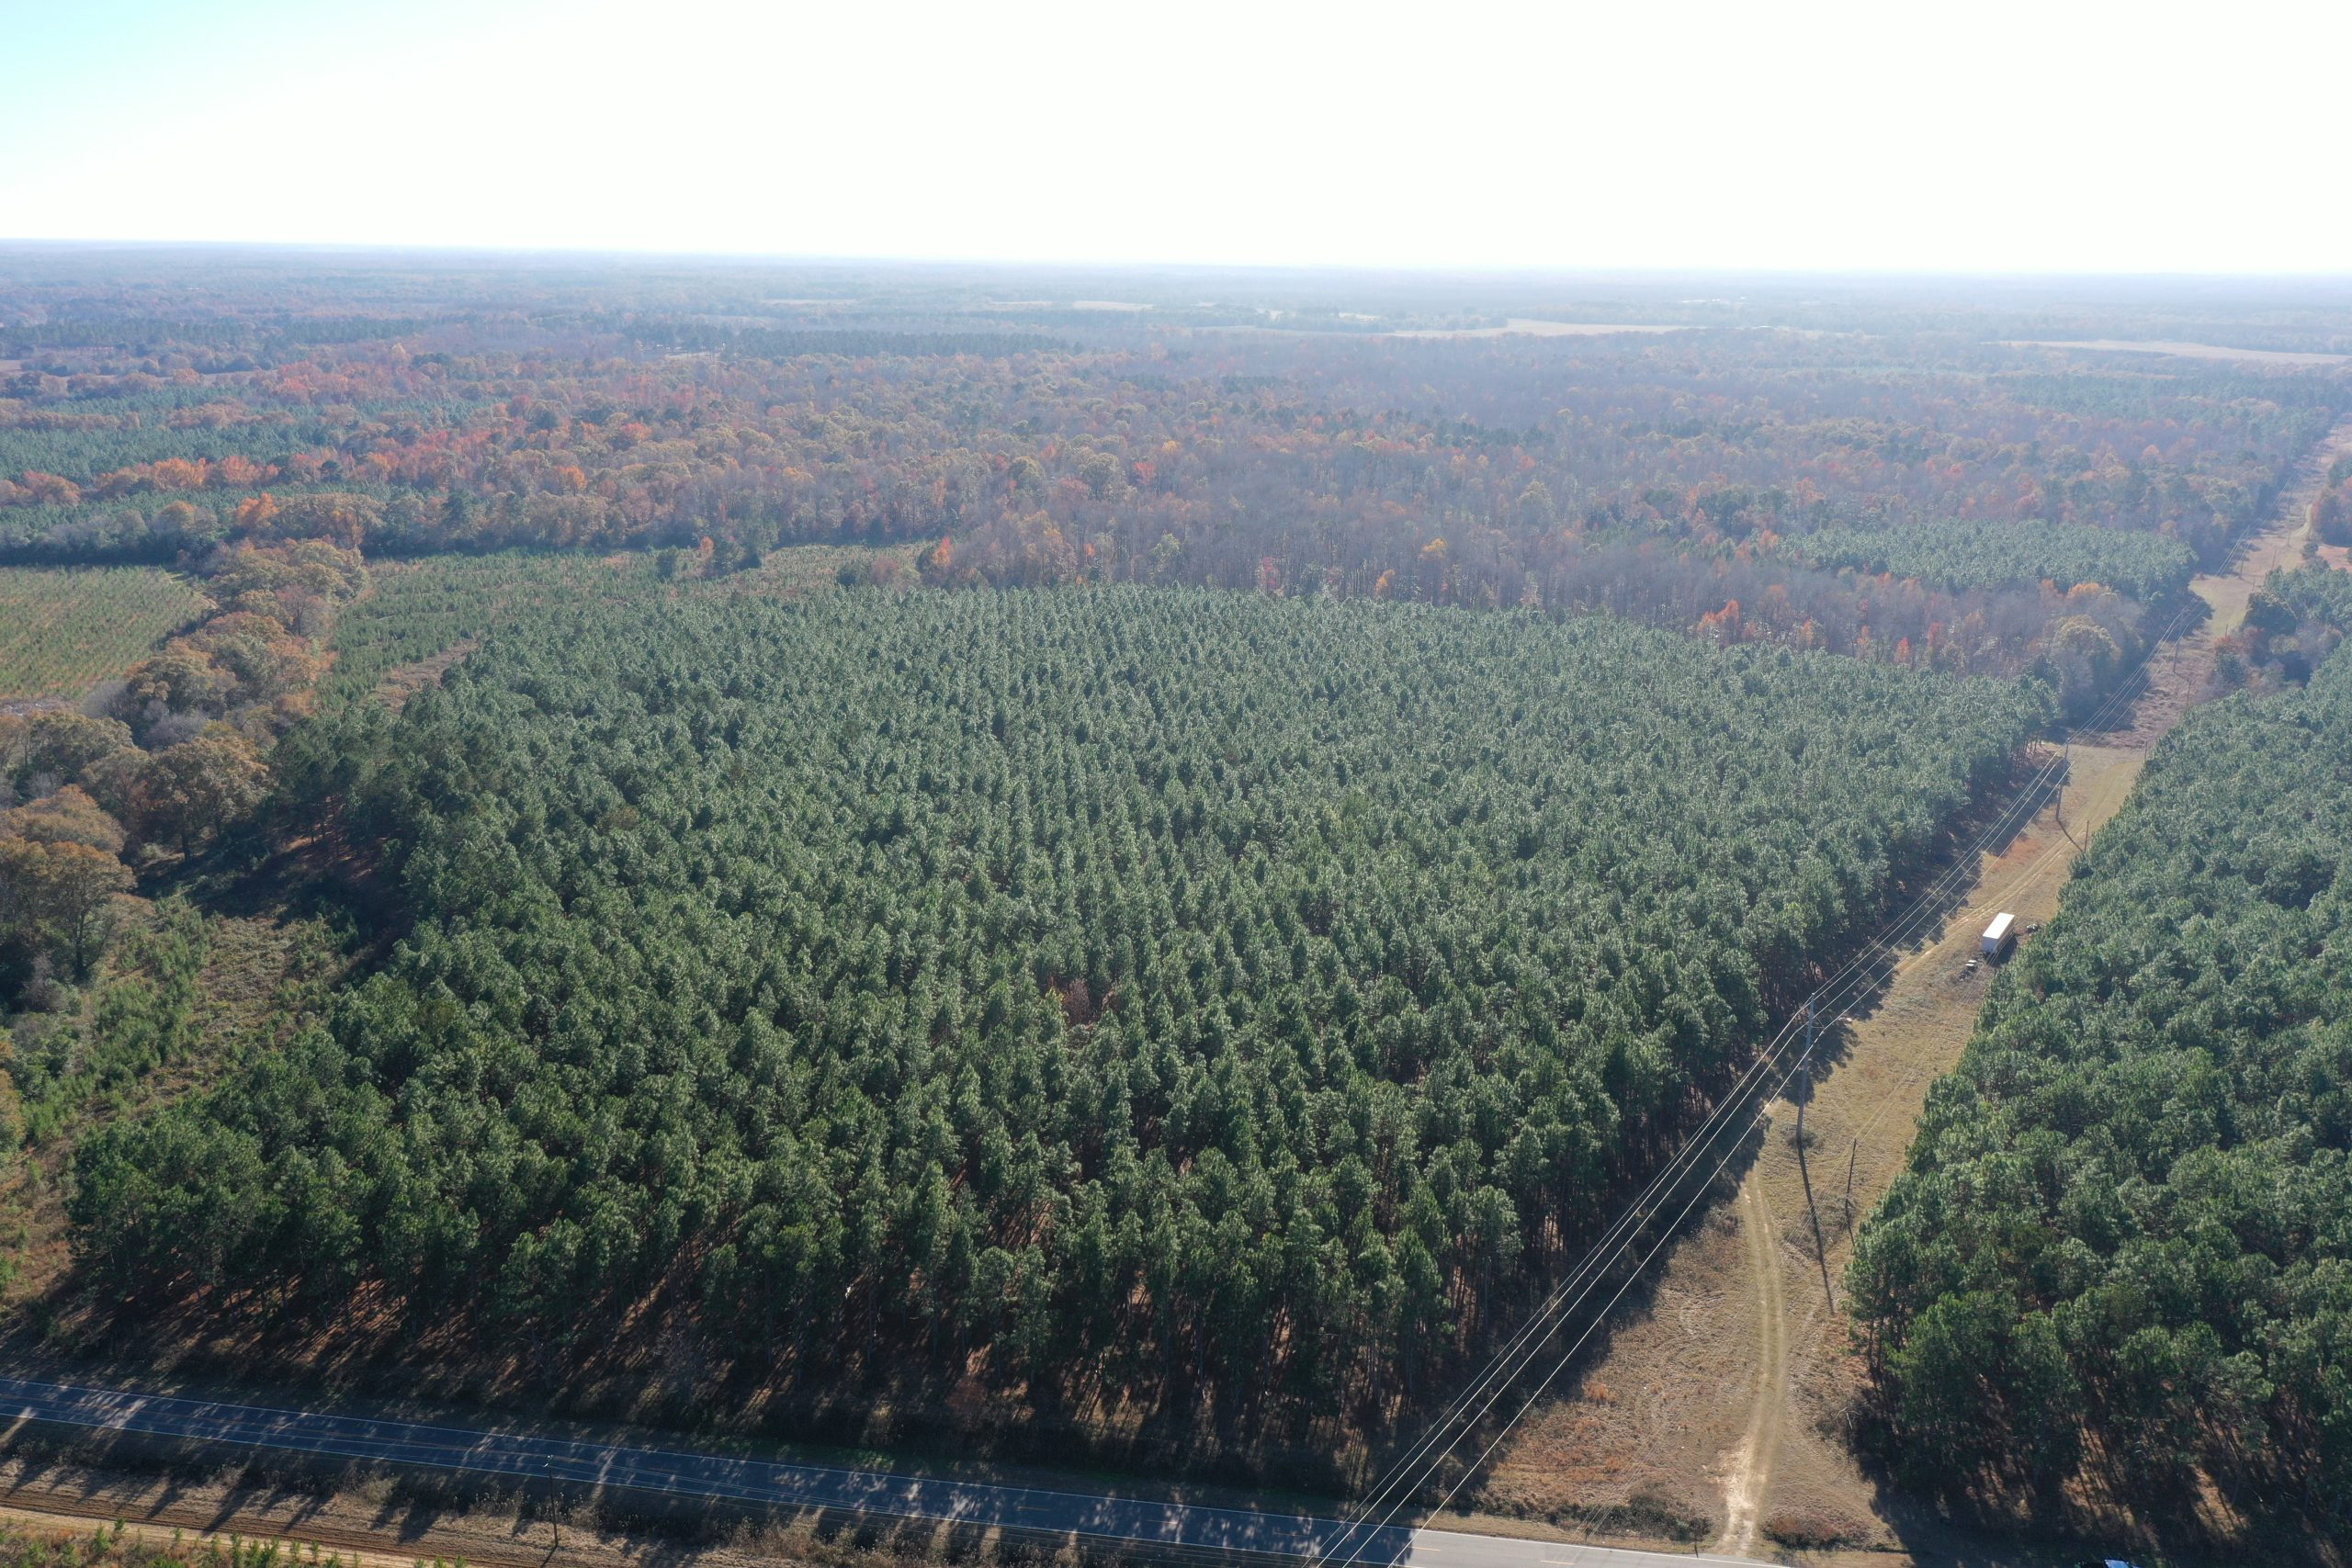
[1794,1001,1836,1309]
[1795,1003,1814,1149]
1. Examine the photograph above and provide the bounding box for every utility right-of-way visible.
[0,1376,1748,1568]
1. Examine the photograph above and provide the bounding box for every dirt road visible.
[1712,1181,1786,1554]
[1482,411,2352,1559]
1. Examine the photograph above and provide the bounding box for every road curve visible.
[0,1376,1748,1568]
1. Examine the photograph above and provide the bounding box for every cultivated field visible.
[0,567,208,704]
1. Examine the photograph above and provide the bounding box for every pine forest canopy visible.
[1784,519,2199,605]
[73,587,2041,1436]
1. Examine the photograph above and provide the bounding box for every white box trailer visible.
[1981,911,2017,960]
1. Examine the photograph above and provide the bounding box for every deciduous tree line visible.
[0,539,359,1002]
[4,261,2335,683]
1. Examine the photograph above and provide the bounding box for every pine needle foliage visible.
[74,588,2040,1427]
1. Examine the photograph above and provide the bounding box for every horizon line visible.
[6,235,2352,286]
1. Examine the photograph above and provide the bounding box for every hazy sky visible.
[6,0,2346,274]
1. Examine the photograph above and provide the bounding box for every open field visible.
[1387,320,1695,338]
[2004,338,2351,365]
[0,568,208,705]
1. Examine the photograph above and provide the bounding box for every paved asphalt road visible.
[0,1376,1751,1568]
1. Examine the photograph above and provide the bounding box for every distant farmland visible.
[0,566,208,703]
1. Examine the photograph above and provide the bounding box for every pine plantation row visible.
[74,588,2040,1430]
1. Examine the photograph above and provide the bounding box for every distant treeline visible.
[623,320,1072,358]
[2,315,436,355]
[10,265,2334,697]
[1783,519,2199,605]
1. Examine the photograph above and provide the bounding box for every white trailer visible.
[1981,911,2017,960]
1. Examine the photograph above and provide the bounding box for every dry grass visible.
[369,639,478,712]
